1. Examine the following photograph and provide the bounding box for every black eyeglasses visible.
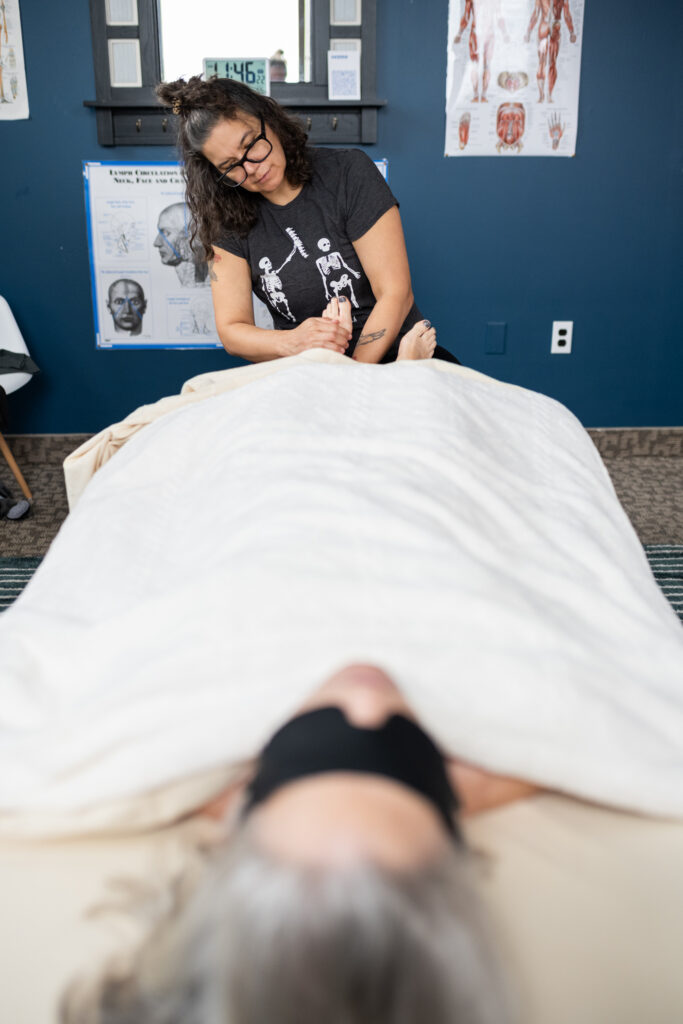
[215,117,273,188]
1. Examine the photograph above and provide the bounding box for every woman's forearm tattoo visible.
[356,328,387,347]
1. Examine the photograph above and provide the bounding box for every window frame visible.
[85,0,384,146]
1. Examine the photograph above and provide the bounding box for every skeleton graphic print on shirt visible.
[258,257,296,322]
[257,227,310,322]
[315,238,362,307]
[256,227,365,320]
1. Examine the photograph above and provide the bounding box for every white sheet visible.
[5,797,683,1024]
[1,352,682,834]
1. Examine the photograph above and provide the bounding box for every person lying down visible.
[1,350,682,1024]
[63,665,526,1024]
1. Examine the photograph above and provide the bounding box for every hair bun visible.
[155,78,197,116]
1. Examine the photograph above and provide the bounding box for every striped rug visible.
[643,545,683,622]
[0,558,42,611]
[1,549,682,622]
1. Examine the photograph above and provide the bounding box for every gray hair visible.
[61,825,514,1024]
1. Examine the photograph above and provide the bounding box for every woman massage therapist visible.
[156,76,460,365]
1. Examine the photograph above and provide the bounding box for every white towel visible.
[1,353,681,835]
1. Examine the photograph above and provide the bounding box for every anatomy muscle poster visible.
[445,0,584,157]
[84,162,224,350]
[0,0,29,119]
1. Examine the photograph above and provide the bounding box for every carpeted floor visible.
[0,434,85,558]
[1,429,682,559]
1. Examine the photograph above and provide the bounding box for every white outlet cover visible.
[551,321,573,354]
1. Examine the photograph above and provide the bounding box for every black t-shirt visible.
[218,148,422,359]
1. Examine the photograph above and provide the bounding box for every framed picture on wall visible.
[83,162,224,350]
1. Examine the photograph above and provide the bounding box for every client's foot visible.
[322,296,353,340]
[397,320,436,361]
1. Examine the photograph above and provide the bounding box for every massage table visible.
[1,351,682,1022]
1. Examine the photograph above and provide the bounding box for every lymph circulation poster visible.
[84,162,223,350]
[445,0,585,157]
[0,0,29,119]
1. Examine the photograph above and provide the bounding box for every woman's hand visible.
[211,247,349,361]
[280,316,351,356]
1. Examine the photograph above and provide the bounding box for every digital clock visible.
[203,58,271,96]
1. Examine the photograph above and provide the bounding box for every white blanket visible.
[1,352,682,835]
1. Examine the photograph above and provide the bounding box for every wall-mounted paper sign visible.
[330,38,361,55]
[445,0,584,157]
[83,162,224,350]
[203,58,271,96]
[0,0,29,120]
[327,50,361,102]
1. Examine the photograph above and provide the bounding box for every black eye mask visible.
[243,706,461,841]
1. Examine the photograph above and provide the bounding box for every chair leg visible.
[0,432,33,502]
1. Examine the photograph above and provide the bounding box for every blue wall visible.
[1,0,681,432]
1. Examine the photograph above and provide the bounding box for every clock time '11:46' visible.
[202,58,271,95]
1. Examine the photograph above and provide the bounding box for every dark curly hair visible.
[156,76,313,258]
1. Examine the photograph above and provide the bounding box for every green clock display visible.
[203,58,271,95]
